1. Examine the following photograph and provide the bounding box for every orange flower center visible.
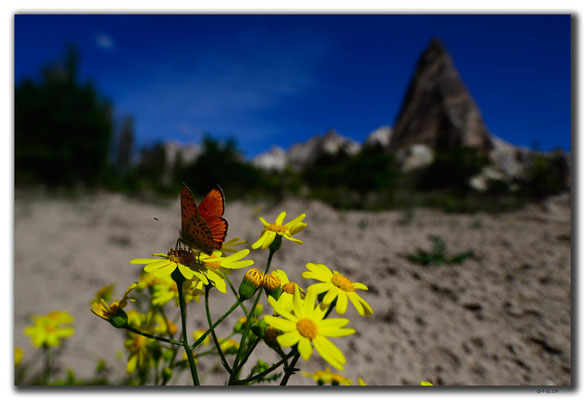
[296,318,318,339]
[331,273,354,292]
[168,249,195,265]
[267,224,288,233]
[282,282,296,294]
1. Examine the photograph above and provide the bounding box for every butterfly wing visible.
[181,183,200,230]
[180,183,227,253]
[183,215,216,254]
[198,185,228,249]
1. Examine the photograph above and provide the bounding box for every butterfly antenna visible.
[153,217,181,232]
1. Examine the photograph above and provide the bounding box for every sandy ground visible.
[13,190,571,386]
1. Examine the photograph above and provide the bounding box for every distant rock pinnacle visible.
[389,38,493,153]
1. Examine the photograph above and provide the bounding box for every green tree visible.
[15,45,113,187]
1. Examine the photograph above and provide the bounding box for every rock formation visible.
[252,146,287,171]
[389,38,493,153]
[286,129,361,169]
[365,126,393,148]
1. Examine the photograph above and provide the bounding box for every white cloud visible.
[95,33,115,50]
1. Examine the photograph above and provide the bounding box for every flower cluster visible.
[87,195,373,386]
[24,311,75,348]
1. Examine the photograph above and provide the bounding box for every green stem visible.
[205,286,232,374]
[43,345,50,385]
[235,350,294,385]
[175,273,200,386]
[190,299,241,351]
[233,337,260,378]
[125,326,183,346]
[229,248,276,383]
[279,352,300,386]
[193,334,235,358]
[225,273,249,316]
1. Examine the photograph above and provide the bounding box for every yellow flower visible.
[219,338,240,354]
[264,286,355,370]
[192,249,254,294]
[89,283,115,305]
[358,377,367,386]
[130,249,206,280]
[124,332,154,374]
[91,282,137,326]
[152,313,178,336]
[273,269,306,314]
[137,272,160,290]
[15,347,24,366]
[302,263,373,316]
[126,310,145,327]
[302,367,353,385]
[221,237,247,254]
[252,211,307,250]
[24,311,75,348]
[420,380,433,386]
[192,329,210,347]
[151,276,203,306]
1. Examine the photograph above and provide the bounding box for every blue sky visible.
[14,14,571,157]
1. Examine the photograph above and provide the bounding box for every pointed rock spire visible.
[389,38,493,153]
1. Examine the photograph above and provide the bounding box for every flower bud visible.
[264,327,282,349]
[263,272,283,300]
[220,339,239,355]
[252,320,268,338]
[239,268,264,300]
[269,234,283,252]
[233,316,247,333]
[108,308,129,329]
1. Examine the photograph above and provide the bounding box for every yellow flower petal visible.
[223,249,250,262]
[251,232,267,250]
[275,211,287,225]
[259,217,270,226]
[317,318,350,329]
[318,327,355,337]
[322,288,339,305]
[261,231,277,249]
[130,258,161,265]
[273,269,289,284]
[284,213,306,227]
[277,331,301,347]
[268,296,298,321]
[336,292,349,314]
[352,282,368,291]
[151,263,177,277]
[348,292,373,316]
[283,235,303,245]
[143,260,173,273]
[292,285,305,318]
[263,315,296,332]
[313,335,345,371]
[304,287,318,316]
[304,263,333,281]
[298,337,313,360]
[307,282,331,295]
[288,222,307,235]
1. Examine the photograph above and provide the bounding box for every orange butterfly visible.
[180,183,228,254]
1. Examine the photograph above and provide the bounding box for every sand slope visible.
[13,190,571,386]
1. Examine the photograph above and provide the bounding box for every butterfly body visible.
[180,183,228,254]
